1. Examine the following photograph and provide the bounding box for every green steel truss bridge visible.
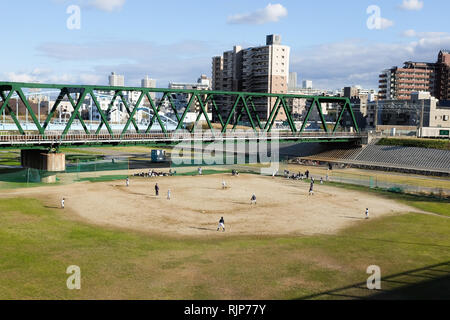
[0,82,365,149]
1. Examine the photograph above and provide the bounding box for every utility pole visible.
[419,99,424,138]
[374,100,378,130]
[420,99,424,129]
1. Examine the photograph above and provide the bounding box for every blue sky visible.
[1,0,449,90]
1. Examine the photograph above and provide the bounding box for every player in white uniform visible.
[309,182,314,196]
[217,217,225,232]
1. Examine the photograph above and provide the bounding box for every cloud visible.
[379,17,394,30]
[399,0,424,11]
[290,32,450,90]
[227,3,288,25]
[88,0,126,12]
[402,29,448,38]
[2,68,103,85]
[33,40,216,86]
[52,0,126,12]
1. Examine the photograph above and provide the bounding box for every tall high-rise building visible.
[141,76,157,101]
[379,51,450,101]
[288,72,298,90]
[435,50,450,101]
[302,80,313,89]
[379,62,436,100]
[212,35,290,122]
[109,72,125,87]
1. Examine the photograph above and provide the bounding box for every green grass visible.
[407,201,450,217]
[59,148,101,155]
[377,137,450,150]
[315,179,450,218]
[0,151,21,166]
[0,168,63,189]
[78,175,129,183]
[0,190,449,299]
[175,169,232,176]
[65,155,100,163]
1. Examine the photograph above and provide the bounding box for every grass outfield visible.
[377,137,450,151]
[286,164,450,190]
[0,190,448,299]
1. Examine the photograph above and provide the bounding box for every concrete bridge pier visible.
[21,149,66,172]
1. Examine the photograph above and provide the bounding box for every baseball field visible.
[0,171,449,299]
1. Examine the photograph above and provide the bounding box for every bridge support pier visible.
[21,150,66,172]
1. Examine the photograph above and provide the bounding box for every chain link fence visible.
[0,156,449,199]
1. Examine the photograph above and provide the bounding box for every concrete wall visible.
[21,150,66,172]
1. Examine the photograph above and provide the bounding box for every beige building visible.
[109,72,125,87]
[141,76,157,101]
[411,92,450,128]
[212,35,290,123]
[379,50,450,101]
[366,91,450,129]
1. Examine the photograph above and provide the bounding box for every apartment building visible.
[379,62,436,100]
[379,50,450,101]
[168,75,212,114]
[435,50,450,101]
[109,72,125,87]
[212,35,290,123]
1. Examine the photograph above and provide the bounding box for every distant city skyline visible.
[1,0,449,90]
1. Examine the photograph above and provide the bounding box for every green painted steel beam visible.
[280,97,296,133]
[0,81,358,137]
[43,88,67,131]
[315,99,329,133]
[16,88,45,135]
[298,98,316,134]
[191,93,214,133]
[96,90,120,134]
[0,138,361,150]
[0,89,25,135]
[246,96,263,130]
[88,89,114,137]
[121,91,144,136]
[62,89,88,138]
[66,92,90,135]
[146,92,168,134]
[166,94,181,123]
[264,97,281,132]
[0,81,357,101]
[208,94,225,128]
[118,91,140,134]
[221,95,241,133]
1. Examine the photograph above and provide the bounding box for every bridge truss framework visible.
[0,82,361,148]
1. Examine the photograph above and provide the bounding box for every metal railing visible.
[0,131,366,146]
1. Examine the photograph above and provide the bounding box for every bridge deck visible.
[0,132,366,149]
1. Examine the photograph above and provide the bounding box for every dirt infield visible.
[1,173,418,237]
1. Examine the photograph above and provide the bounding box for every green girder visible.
[0,81,360,137]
